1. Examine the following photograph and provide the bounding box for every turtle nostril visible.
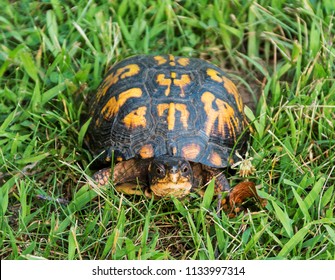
[170,166,178,174]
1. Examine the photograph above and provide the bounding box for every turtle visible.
[85,54,262,211]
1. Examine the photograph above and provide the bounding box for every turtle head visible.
[148,156,193,198]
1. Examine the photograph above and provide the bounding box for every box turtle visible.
[86,54,263,212]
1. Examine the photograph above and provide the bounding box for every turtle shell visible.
[86,54,249,168]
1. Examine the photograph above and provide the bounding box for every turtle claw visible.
[221,181,267,218]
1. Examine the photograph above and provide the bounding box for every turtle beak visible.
[169,172,180,183]
[169,166,180,183]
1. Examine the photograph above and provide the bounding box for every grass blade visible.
[292,188,311,222]
[201,178,215,210]
[272,201,293,238]
[18,50,39,82]
[41,83,66,105]
[278,225,310,258]
[78,118,91,147]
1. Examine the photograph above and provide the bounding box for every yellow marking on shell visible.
[116,156,123,162]
[101,88,142,120]
[118,64,140,79]
[139,144,154,159]
[157,103,189,130]
[123,106,147,129]
[206,68,244,113]
[174,74,191,97]
[156,74,172,96]
[206,68,223,83]
[156,73,191,97]
[201,91,219,135]
[95,118,101,127]
[97,64,140,100]
[167,103,176,130]
[215,98,238,139]
[154,55,167,65]
[222,76,244,113]
[157,103,169,117]
[177,57,190,66]
[154,55,189,67]
[169,54,176,66]
[181,143,201,160]
[209,151,223,166]
[201,91,239,139]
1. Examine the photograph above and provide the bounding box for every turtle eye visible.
[154,164,166,177]
[181,163,191,174]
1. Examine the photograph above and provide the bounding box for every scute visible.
[87,54,249,168]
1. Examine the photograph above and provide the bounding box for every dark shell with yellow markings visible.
[87,54,249,168]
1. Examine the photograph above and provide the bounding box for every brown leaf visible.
[222,181,267,217]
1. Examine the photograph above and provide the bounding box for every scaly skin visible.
[93,159,150,186]
[92,167,111,186]
[92,159,266,216]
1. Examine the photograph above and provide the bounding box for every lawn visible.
[0,0,334,260]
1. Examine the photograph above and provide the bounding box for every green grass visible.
[1,0,335,260]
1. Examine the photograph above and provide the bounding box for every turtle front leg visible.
[192,164,229,195]
[192,165,229,211]
[92,159,151,196]
[208,170,230,212]
[92,167,112,186]
[199,166,230,193]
